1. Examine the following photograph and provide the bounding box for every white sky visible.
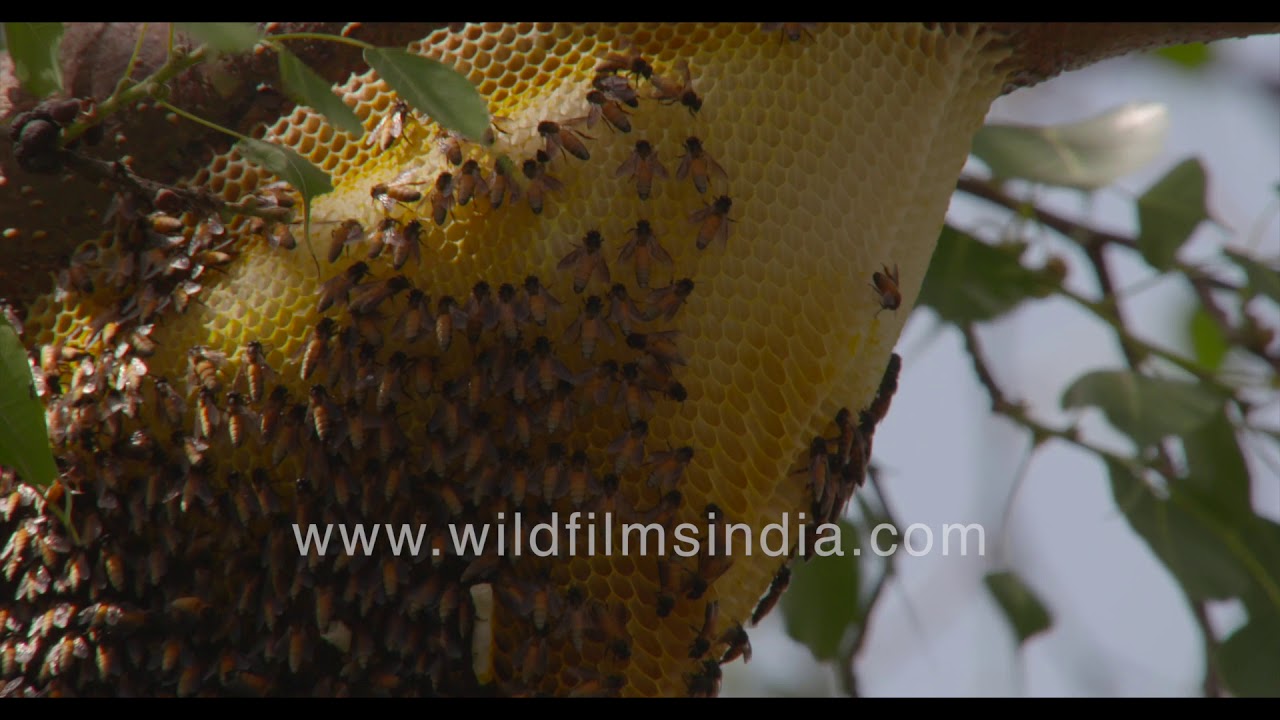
[723,32,1280,698]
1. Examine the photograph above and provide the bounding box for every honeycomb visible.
[3,23,1013,697]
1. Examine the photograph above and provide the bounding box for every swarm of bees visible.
[0,24,906,700]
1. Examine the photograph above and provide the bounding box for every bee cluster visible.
[0,23,909,699]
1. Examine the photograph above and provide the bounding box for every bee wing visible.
[557,247,585,271]
[615,153,640,179]
[591,255,612,287]
[650,240,674,266]
[706,155,729,182]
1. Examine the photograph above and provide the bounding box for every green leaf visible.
[1180,411,1250,518]
[971,102,1168,191]
[277,49,365,139]
[363,47,490,143]
[781,519,860,661]
[234,137,333,202]
[1218,613,1280,697]
[3,23,65,99]
[175,22,263,53]
[1187,306,1228,372]
[1155,43,1212,70]
[917,226,1059,325]
[0,317,58,489]
[1061,370,1224,448]
[1108,459,1256,602]
[1223,248,1280,305]
[984,571,1052,645]
[1135,158,1211,271]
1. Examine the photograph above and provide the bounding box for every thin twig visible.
[1192,601,1224,697]
[955,178,1235,696]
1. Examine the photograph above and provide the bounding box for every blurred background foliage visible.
[744,37,1279,698]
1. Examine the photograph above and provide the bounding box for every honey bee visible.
[642,278,693,323]
[606,283,649,335]
[411,354,440,396]
[370,178,425,213]
[870,263,902,316]
[193,387,221,440]
[645,445,694,493]
[830,407,861,471]
[618,220,673,289]
[689,195,734,250]
[327,219,366,264]
[607,420,649,473]
[234,340,274,403]
[299,318,336,381]
[518,636,550,684]
[566,450,599,508]
[186,346,227,394]
[364,216,400,263]
[225,392,256,449]
[538,120,592,161]
[627,330,685,372]
[368,99,412,153]
[686,505,734,600]
[651,60,702,115]
[495,282,529,341]
[505,449,532,501]
[583,89,632,133]
[800,436,834,519]
[558,230,611,294]
[687,659,722,698]
[268,222,298,251]
[762,22,819,42]
[689,600,719,659]
[750,565,792,626]
[434,296,458,353]
[428,172,456,226]
[675,136,728,194]
[455,159,490,206]
[577,359,618,411]
[460,281,498,345]
[350,274,412,315]
[531,336,575,394]
[151,377,186,425]
[521,151,563,215]
[561,585,589,651]
[317,261,371,313]
[373,351,407,413]
[593,73,641,106]
[596,48,654,81]
[859,352,902,438]
[616,361,655,422]
[540,443,568,502]
[392,288,432,343]
[63,245,99,295]
[564,295,614,359]
[615,140,669,200]
[546,379,576,434]
[260,385,289,441]
[307,385,340,445]
[486,156,522,209]
[590,601,633,661]
[437,131,464,166]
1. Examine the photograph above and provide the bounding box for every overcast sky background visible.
[722,32,1280,698]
